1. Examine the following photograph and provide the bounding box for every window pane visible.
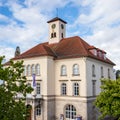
[65,105,76,119]
[73,64,79,75]
[36,64,40,75]
[61,83,66,95]
[73,83,79,96]
[36,83,40,94]
[61,65,67,76]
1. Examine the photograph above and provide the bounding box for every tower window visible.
[54,32,56,37]
[51,33,54,38]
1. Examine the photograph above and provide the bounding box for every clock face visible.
[51,24,56,29]
[61,24,64,29]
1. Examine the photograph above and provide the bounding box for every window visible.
[65,105,76,119]
[27,65,31,76]
[61,65,67,76]
[36,64,40,75]
[54,32,56,37]
[92,80,96,96]
[108,68,110,79]
[31,64,35,75]
[23,65,26,76]
[92,65,96,77]
[101,67,104,78]
[73,64,79,75]
[61,83,67,95]
[27,83,31,87]
[36,105,41,116]
[51,33,53,38]
[36,83,40,94]
[73,83,79,96]
[61,33,63,38]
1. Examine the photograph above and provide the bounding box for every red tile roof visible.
[12,36,115,65]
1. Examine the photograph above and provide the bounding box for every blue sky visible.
[0,0,120,69]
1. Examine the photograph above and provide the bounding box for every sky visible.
[0,0,120,70]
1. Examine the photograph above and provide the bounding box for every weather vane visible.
[56,8,59,17]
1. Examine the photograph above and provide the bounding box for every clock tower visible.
[47,17,67,44]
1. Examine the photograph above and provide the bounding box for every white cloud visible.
[0,46,14,61]
[0,0,120,70]
[71,0,120,69]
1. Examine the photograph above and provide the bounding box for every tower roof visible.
[47,17,67,24]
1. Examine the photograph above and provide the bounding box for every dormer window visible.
[94,49,97,56]
[103,53,106,60]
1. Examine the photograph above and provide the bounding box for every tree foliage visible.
[95,78,120,120]
[0,56,33,120]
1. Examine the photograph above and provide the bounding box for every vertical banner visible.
[32,74,36,88]
[60,114,64,120]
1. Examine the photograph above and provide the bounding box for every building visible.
[11,17,115,120]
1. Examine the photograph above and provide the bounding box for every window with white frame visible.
[73,64,79,75]
[101,67,104,78]
[27,83,31,87]
[36,105,41,116]
[92,64,96,77]
[36,64,40,75]
[36,83,40,94]
[61,65,67,76]
[73,83,79,96]
[31,64,35,75]
[61,83,67,95]
[23,65,26,76]
[65,105,76,119]
[27,65,31,76]
[92,80,96,96]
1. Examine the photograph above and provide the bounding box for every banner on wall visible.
[60,114,64,120]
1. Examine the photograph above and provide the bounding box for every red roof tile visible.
[12,36,115,65]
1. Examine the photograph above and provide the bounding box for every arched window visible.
[31,64,35,75]
[36,64,40,75]
[54,32,56,37]
[65,105,76,119]
[73,83,79,96]
[23,65,26,76]
[36,105,41,116]
[61,65,67,76]
[51,33,53,38]
[27,65,31,76]
[92,64,96,77]
[108,68,110,79]
[36,83,40,94]
[73,64,79,75]
[61,83,67,95]
[101,67,104,78]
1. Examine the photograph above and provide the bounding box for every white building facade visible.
[12,17,115,120]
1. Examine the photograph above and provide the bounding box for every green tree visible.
[95,78,120,120]
[0,56,33,120]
